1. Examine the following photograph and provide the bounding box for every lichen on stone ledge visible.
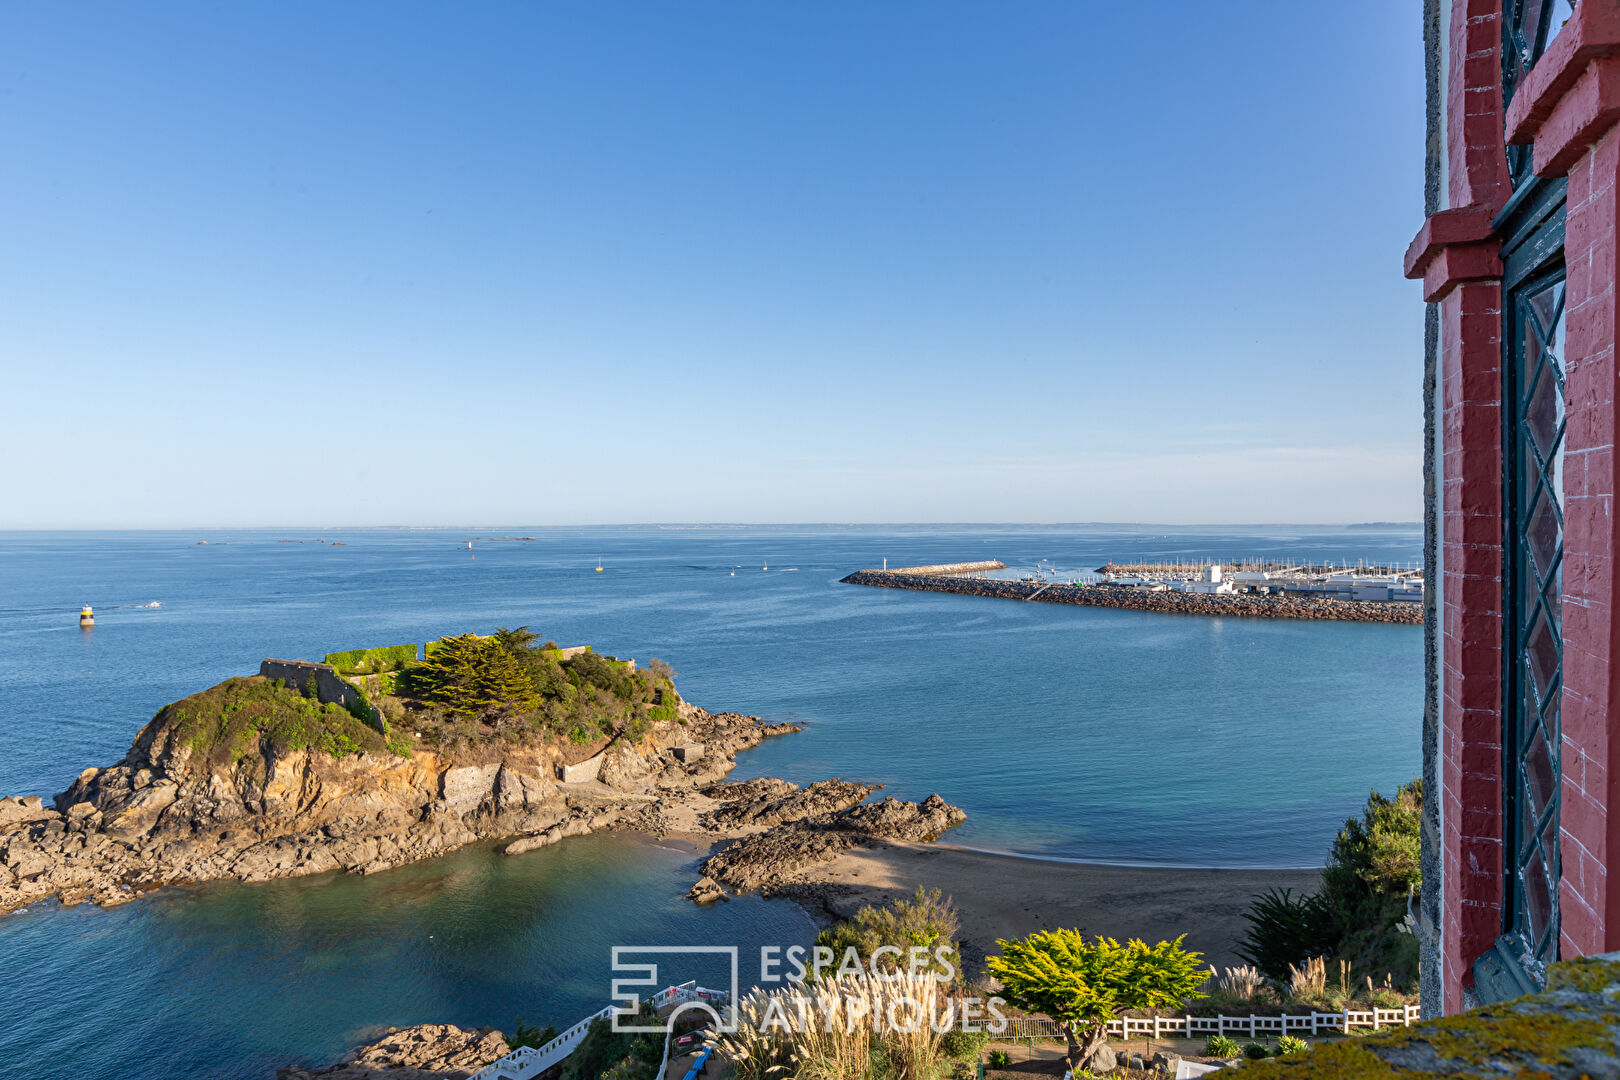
[1227,953,1620,1078]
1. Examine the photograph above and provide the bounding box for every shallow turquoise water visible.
[0,525,1422,1077]
[0,833,813,1080]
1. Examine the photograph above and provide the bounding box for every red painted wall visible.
[1410,0,1620,1011]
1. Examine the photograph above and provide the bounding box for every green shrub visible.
[509,1019,558,1051]
[1274,1036,1309,1056]
[1368,986,1409,1010]
[342,684,388,735]
[559,1007,662,1080]
[1236,889,1337,980]
[987,1050,1011,1069]
[564,650,633,699]
[938,1028,989,1062]
[1203,1035,1240,1058]
[1238,780,1422,987]
[812,887,960,979]
[1242,1042,1270,1059]
[163,676,395,764]
[394,627,678,752]
[323,643,420,674]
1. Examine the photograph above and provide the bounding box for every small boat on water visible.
[595,556,604,572]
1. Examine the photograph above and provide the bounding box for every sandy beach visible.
[789,839,1322,973]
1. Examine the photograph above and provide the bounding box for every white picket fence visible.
[468,982,730,1080]
[1004,1004,1421,1042]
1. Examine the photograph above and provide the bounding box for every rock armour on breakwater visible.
[884,560,1006,576]
[841,569,1423,624]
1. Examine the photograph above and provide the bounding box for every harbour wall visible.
[840,570,1424,625]
[885,561,1006,576]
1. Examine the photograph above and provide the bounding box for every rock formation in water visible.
[0,674,797,914]
[276,1024,510,1080]
[0,673,965,917]
[699,789,967,893]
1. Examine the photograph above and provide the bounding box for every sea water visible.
[0,525,1421,1079]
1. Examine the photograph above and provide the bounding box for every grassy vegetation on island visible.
[165,677,396,765]
[384,627,680,752]
[159,626,680,766]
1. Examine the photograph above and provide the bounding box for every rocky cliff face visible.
[0,675,796,914]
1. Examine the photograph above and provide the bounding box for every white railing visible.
[1004,1004,1420,1042]
[469,982,731,1080]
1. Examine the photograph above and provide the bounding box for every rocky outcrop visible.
[702,779,878,829]
[838,793,966,841]
[698,786,966,893]
[703,825,863,891]
[277,1023,510,1080]
[704,777,798,802]
[0,678,796,916]
[841,570,1424,624]
[686,875,727,903]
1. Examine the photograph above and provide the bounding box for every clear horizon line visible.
[0,520,1424,532]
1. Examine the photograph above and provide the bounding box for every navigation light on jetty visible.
[79,606,94,627]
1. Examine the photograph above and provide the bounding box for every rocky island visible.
[0,628,963,916]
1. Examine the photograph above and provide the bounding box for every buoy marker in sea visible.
[79,606,94,627]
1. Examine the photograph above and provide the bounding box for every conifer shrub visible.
[395,627,679,751]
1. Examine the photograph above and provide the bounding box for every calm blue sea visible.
[0,525,1421,1079]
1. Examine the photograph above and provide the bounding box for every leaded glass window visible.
[1507,271,1566,979]
[1474,187,1566,1004]
[1505,0,1578,185]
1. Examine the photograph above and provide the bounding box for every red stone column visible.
[1504,3,1620,961]
[1407,232,1507,1015]
[1442,279,1507,1014]
[1406,0,1513,1012]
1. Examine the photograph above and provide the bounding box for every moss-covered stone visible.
[1547,954,1620,996]
[1224,953,1620,1078]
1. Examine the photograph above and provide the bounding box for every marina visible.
[843,559,1424,623]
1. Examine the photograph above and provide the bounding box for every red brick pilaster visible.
[1408,0,1514,1015]
[1505,0,1620,961]
[1438,280,1507,1014]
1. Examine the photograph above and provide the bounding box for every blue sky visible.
[1,3,1425,527]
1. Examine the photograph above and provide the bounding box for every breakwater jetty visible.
[884,560,1006,576]
[841,565,1423,624]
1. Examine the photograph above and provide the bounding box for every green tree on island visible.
[987,930,1205,1072]
[405,631,542,716]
